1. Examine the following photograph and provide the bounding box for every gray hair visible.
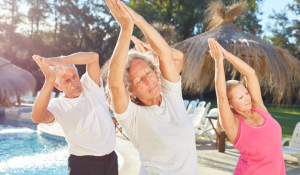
[50,64,76,84]
[105,50,161,106]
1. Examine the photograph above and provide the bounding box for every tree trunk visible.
[167,0,173,20]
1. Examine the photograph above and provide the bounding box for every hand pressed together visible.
[32,55,56,82]
[208,38,230,62]
[105,0,134,30]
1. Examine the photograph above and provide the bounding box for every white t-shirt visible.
[47,73,116,156]
[114,76,199,175]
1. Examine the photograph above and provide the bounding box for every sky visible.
[260,0,298,37]
[11,0,300,39]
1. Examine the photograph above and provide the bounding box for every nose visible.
[71,79,79,86]
[246,94,251,101]
[144,76,151,86]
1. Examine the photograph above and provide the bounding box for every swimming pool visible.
[0,114,69,175]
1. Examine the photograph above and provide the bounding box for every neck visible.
[139,95,162,106]
[236,109,252,119]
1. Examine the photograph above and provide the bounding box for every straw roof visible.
[147,22,176,44]
[0,57,36,103]
[173,1,300,104]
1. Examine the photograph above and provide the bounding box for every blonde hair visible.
[217,80,242,133]
[105,50,161,106]
[226,80,242,100]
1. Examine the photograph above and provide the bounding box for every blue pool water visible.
[0,114,68,175]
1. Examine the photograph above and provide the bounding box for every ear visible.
[131,94,137,99]
[54,83,62,91]
[228,101,234,109]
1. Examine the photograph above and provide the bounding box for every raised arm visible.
[120,2,180,83]
[31,56,55,124]
[37,52,100,86]
[131,36,183,73]
[105,0,134,114]
[209,38,238,142]
[214,41,266,111]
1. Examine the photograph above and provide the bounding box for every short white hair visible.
[50,64,76,84]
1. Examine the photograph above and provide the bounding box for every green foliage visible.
[128,0,209,41]
[128,0,264,41]
[0,0,119,77]
[229,0,264,36]
[265,0,300,59]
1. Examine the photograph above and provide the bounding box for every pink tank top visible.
[233,107,286,175]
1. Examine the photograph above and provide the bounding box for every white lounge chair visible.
[50,92,56,99]
[186,104,193,114]
[199,102,211,126]
[21,91,34,103]
[198,101,206,107]
[282,122,300,165]
[58,92,64,98]
[196,108,218,142]
[183,100,190,109]
[189,106,206,129]
[189,100,198,114]
[193,102,212,131]
[31,91,41,103]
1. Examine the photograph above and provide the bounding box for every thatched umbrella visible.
[173,1,300,104]
[0,57,36,104]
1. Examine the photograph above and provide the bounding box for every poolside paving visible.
[116,132,300,175]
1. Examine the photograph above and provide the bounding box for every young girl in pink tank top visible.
[208,38,285,175]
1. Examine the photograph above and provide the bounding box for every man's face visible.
[54,68,82,99]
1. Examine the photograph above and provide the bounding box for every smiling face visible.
[228,84,252,112]
[129,59,161,102]
[54,68,82,99]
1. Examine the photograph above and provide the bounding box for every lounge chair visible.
[188,100,198,114]
[196,108,218,142]
[183,100,190,109]
[21,91,34,103]
[186,104,192,114]
[198,101,206,107]
[58,92,64,98]
[189,106,206,129]
[51,92,56,99]
[199,102,211,126]
[282,122,300,165]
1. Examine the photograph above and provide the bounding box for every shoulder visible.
[161,75,182,96]
[81,72,104,92]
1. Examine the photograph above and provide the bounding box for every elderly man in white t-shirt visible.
[31,52,117,175]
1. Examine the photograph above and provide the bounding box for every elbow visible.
[249,68,256,76]
[244,68,256,78]
[158,46,172,58]
[178,51,184,60]
[93,53,99,63]
[217,96,228,102]
[31,114,41,123]
[31,112,44,123]
[107,76,120,89]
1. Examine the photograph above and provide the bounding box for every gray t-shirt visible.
[114,76,199,175]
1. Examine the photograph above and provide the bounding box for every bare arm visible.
[105,0,134,114]
[209,38,238,142]
[120,2,180,83]
[131,36,183,73]
[31,56,55,124]
[215,41,266,111]
[39,52,100,86]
